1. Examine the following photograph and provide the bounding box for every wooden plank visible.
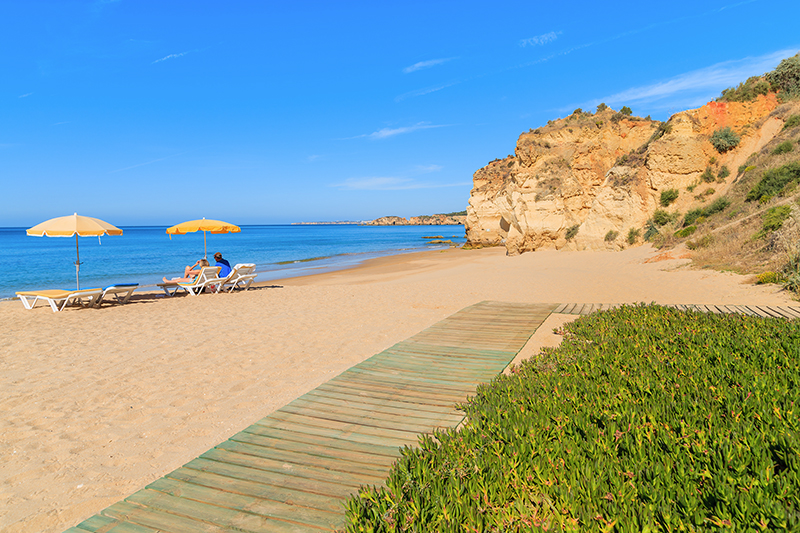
[764,306,794,319]
[103,499,269,532]
[228,432,400,468]
[215,440,391,476]
[286,397,463,426]
[199,447,386,487]
[553,303,568,313]
[146,478,344,530]
[125,489,334,532]
[69,515,158,533]
[250,417,422,448]
[167,467,348,513]
[239,425,404,458]
[277,403,463,433]
[259,411,431,443]
[779,306,800,318]
[308,384,461,411]
[291,393,461,420]
[185,458,362,499]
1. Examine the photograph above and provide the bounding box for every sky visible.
[2,0,799,226]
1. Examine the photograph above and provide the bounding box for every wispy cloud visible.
[152,51,190,64]
[18,93,33,98]
[332,177,467,191]
[414,164,443,173]
[110,152,187,173]
[52,121,69,126]
[307,154,322,161]
[519,31,561,47]
[344,122,448,140]
[395,82,461,102]
[403,57,455,74]
[583,49,795,110]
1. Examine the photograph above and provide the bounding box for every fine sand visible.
[1,245,795,532]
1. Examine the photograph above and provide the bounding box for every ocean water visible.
[1,224,465,299]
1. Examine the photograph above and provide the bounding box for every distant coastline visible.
[294,211,467,226]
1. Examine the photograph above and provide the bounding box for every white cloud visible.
[586,49,796,109]
[395,82,461,102]
[307,154,322,161]
[403,57,455,74]
[152,51,190,64]
[344,122,448,140]
[519,31,561,47]
[18,93,33,98]
[332,177,468,191]
[414,164,443,173]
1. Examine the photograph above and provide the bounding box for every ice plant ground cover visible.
[344,305,800,531]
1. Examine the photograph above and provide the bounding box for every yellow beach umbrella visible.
[27,213,123,289]
[166,217,241,259]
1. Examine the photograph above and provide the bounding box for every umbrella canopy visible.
[27,213,123,289]
[166,218,241,258]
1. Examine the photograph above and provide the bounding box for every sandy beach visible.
[1,245,795,533]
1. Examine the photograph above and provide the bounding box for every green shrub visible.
[718,75,772,102]
[784,114,800,130]
[704,197,731,216]
[659,188,679,207]
[683,208,704,227]
[773,140,794,155]
[565,224,579,240]
[701,167,716,183]
[620,105,632,116]
[746,162,800,201]
[626,227,641,245]
[674,225,697,238]
[767,52,800,99]
[709,156,717,165]
[344,306,800,531]
[604,229,619,242]
[643,221,660,241]
[651,209,672,227]
[717,165,730,180]
[596,102,608,113]
[710,127,741,153]
[760,205,792,235]
[738,163,749,174]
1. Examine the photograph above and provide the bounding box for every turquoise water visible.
[1,225,465,299]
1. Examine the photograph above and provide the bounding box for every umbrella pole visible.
[204,230,207,259]
[75,234,81,290]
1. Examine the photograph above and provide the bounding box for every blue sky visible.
[2,0,798,226]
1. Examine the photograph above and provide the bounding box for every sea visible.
[1,224,466,300]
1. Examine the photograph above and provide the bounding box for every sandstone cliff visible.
[466,96,783,254]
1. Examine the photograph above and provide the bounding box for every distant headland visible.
[294,211,466,226]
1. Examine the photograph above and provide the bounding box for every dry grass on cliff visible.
[668,102,800,277]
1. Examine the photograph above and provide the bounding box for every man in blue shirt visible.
[213,252,232,277]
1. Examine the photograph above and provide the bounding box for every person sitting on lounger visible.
[213,252,232,278]
[163,258,209,283]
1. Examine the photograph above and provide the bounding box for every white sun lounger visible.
[98,283,139,305]
[218,263,257,292]
[16,288,104,312]
[158,266,221,296]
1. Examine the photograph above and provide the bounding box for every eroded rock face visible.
[465,96,780,254]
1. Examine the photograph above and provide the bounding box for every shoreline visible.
[2,244,796,532]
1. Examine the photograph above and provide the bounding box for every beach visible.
[1,245,795,533]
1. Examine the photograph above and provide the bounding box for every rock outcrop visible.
[466,96,782,254]
[365,214,466,226]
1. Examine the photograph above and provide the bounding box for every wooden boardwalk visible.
[554,303,800,319]
[66,301,556,533]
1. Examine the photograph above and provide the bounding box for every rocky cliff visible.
[365,213,466,225]
[466,96,783,254]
